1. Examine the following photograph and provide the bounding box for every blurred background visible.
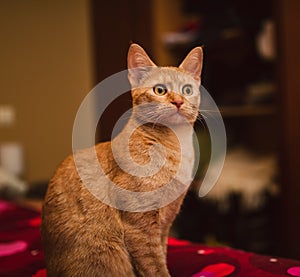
[0,0,300,259]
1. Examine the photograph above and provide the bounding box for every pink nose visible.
[171,100,183,109]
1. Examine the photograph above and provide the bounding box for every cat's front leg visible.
[161,224,171,259]
[123,213,170,277]
[126,230,170,277]
[160,193,187,259]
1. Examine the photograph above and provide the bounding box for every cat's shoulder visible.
[50,141,112,179]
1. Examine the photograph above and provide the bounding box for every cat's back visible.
[41,141,131,276]
[44,141,112,195]
[42,141,117,231]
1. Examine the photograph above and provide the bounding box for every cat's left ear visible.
[179,46,203,84]
[127,43,156,87]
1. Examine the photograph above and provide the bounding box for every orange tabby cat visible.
[42,43,203,277]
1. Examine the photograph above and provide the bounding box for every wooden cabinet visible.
[276,0,300,259]
[91,0,154,141]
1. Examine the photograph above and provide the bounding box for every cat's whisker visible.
[198,112,208,120]
[198,107,223,123]
[196,115,208,129]
[200,109,222,113]
[200,113,222,125]
[152,116,162,129]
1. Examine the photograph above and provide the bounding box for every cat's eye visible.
[182,85,193,96]
[153,84,168,96]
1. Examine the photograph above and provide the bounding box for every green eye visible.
[182,85,193,96]
[153,84,167,96]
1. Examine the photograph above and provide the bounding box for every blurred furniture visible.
[276,0,300,260]
[91,0,154,142]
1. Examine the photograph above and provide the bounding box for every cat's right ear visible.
[179,46,203,84]
[127,43,156,87]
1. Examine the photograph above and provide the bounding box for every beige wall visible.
[0,0,94,183]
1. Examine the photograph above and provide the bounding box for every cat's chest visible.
[175,146,194,188]
[115,123,195,185]
[169,125,195,181]
[155,128,195,183]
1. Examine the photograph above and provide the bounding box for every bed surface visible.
[1,199,300,277]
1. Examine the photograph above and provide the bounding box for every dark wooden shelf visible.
[219,104,276,117]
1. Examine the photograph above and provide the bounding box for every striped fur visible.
[42,44,203,276]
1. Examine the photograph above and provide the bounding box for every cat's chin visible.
[164,111,191,125]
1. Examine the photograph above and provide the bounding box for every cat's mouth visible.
[166,108,189,124]
[168,106,197,125]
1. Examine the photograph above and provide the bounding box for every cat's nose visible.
[171,99,184,109]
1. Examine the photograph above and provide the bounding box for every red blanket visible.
[1,199,300,277]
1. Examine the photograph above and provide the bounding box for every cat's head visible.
[127,43,203,126]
